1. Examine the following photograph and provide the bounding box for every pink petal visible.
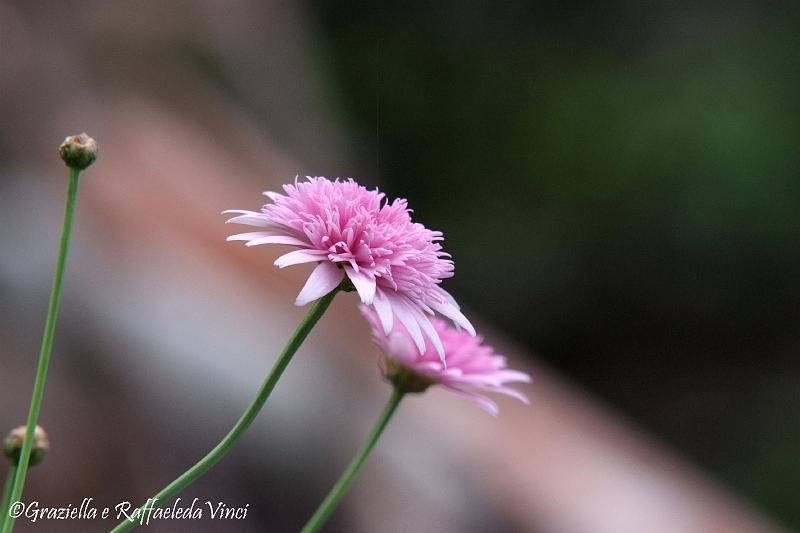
[245,235,307,247]
[493,370,533,384]
[490,386,530,404]
[372,290,394,334]
[226,231,280,242]
[430,300,476,336]
[413,361,444,372]
[345,266,376,305]
[386,334,417,365]
[391,297,426,355]
[222,210,271,227]
[414,311,445,362]
[395,298,445,361]
[222,209,256,215]
[274,250,328,268]
[295,262,345,306]
[446,387,500,416]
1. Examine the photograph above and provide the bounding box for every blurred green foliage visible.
[309,1,800,527]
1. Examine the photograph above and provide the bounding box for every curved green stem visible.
[1,169,81,533]
[110,288,341,533]
[301,388,405,533]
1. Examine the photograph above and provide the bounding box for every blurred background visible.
[1,1,798,531]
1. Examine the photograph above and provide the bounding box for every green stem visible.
[110,288,341,533]
[1,169,81,533]
[0,465,17,530]
[301,387,405,533]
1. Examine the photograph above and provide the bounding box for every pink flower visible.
[361,306,531,416]
[224,177,474,358]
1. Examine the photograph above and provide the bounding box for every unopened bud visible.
[4,425,49,467]
[58,133,97,170]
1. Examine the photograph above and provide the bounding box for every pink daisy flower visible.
[361,306,531,415]
[224,177,474,359]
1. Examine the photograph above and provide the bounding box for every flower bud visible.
[4,425,49,467]
[58,133,97,170]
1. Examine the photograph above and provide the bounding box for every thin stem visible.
[1,169,81,533]
[110,288,341,533]
[301,388,405,533]
[0,465,17,530]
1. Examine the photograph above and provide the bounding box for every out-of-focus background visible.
[1,1,798,532]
